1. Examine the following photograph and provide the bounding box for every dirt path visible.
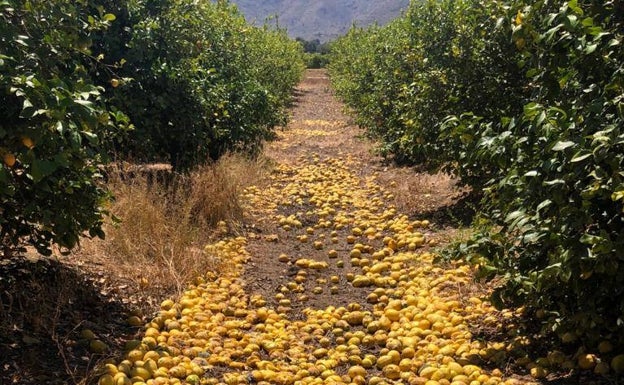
[96,70,532,385]
[242,69,469,318]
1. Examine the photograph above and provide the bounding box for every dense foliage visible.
[1,0,304,255]
[296,38,330,68]
[106,0,305,169]
[0,1,125,255]
[330,0,624,348]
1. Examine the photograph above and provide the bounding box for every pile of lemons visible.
[98,155,621,385]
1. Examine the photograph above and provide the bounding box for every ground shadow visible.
[419,190,481,229]
[0,257,138,385]
[286,87,310,109]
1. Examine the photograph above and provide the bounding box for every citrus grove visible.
[2,0,624,384]
[93,71,623,385]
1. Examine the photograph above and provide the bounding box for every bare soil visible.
[241,69,466,316]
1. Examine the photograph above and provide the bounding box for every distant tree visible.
[296,38,330,54]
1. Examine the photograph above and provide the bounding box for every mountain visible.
[231,0,410,42]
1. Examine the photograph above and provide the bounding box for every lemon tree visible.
[0,0,128,256]
[455,0,624,348]
[330,0,624,350]
[106,0,304,170]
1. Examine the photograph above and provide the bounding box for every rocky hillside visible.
[231,0,410,42]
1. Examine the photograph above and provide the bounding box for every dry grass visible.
[376,167,462,217]
[76,153,270,297]
[374,167,477,249]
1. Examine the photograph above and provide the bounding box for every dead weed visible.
[75,153,270,297]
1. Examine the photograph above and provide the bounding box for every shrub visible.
[305,53,330,69]
[455,0,624,346]
[330,0,525,177]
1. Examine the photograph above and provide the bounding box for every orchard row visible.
[330,0,624,353]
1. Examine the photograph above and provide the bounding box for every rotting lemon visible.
[3,152,16,167]
[610,354,624,373]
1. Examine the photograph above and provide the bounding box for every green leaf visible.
[505,210,525,222]
[543,24,563,43]
[544,179,565,186]
[536,111,546,127]
[15,35,29,46]
[581,17,594,27]
[537,199,552,212]
[69,131,82,148]
[524,102,540,114]
[585,43,598,54]
[580,234,602,246]
[0,168,9,183]
[103,13,116,22]
[81,131,98,144]
[54,153,70,167]
[568,0,583,15]
[552,141,575,151]
[612,190,624,202]
[30,159,58,183]
[571,151,592,163]
[55,121,64,134]
[20,98,35,118]
[74,99,93,107]
[523,232,542,243]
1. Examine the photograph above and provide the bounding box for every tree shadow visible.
[288,87,311,108]
[421,190,481,229]
[0,257,138,385]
